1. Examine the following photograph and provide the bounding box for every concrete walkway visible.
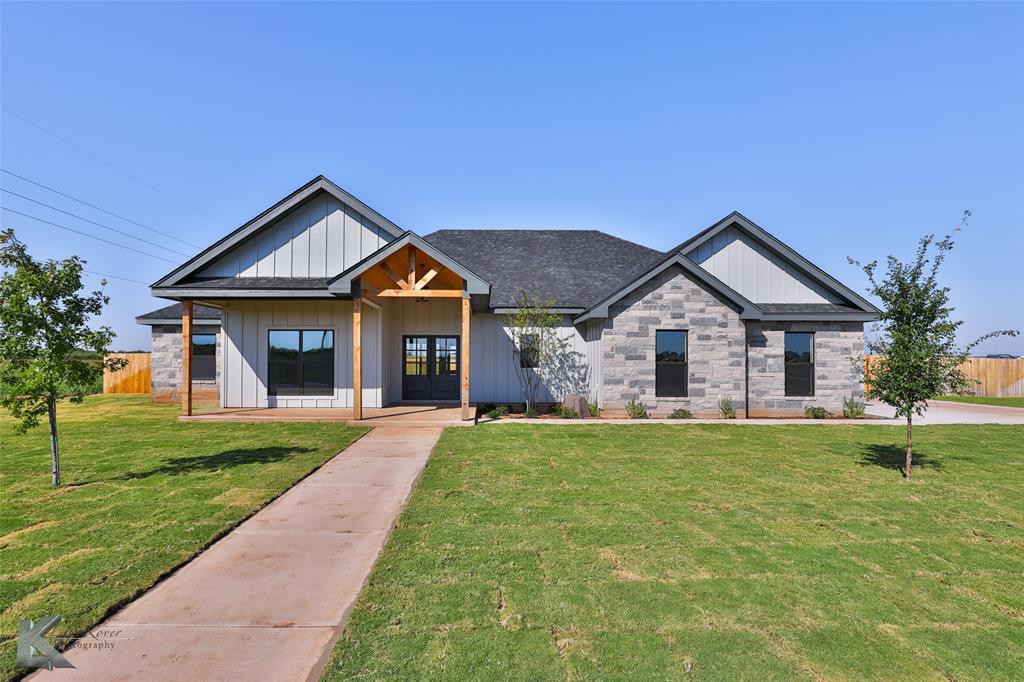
[34,426,441,682]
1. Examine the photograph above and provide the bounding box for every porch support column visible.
[181,300,193,416]
[353,294,363,420]
[461,294,471,420]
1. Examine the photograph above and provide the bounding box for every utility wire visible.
[1,207,178,264]
[84,269,149,286]
[1,106,226,228]
[1,188,191,258]
[0,168,201,249]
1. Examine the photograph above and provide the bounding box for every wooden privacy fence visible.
[103,352,152,394]
[864,355,1024,398]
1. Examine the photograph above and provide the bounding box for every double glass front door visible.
[402,336,459,401]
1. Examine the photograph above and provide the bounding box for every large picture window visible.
[655,330,687,397]
[191,333,217,381]
[784,332,814,396]
[269,329,334,396]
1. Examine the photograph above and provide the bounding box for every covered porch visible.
[177,235,487,422]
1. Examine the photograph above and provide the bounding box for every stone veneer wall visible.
[600,265,747,416]
[151,324,221,403]
[746,321,864,416]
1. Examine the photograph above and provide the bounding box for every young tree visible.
[505,290,566,416]
[850,212,1017,480]
[0,229,126,486]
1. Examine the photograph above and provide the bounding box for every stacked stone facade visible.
[746,321,864,416]
[151,324,221,403]
[601,265,747,416]
[599,265,865,417]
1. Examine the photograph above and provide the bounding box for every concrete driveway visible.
[865,400,1024,424]
[32,426,441,682]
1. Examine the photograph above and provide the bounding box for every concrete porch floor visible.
[181,403,474,427]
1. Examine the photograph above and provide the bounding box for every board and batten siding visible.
[220,300,381,408]
[199,193,393,278]
[685,225,844,304]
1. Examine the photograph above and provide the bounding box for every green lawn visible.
[0,396,366,681]
[933,395,1024,408]
[326,424,1024,681]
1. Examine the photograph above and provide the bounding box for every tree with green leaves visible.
[0,229,126,486]
[850,211,1017,480]
[504,290,566,416]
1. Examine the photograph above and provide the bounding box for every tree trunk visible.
[48,394,60,487]
[904,413,913,481]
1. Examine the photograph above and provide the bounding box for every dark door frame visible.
[401,334,460,401]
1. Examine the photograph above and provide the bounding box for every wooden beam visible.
[378,262,410,289]
[414,267,439,290]
[353,296,362,420]
[181,300,193,416]
[408,245,417,289]
[377,288,464,298]
[461,295,471,420]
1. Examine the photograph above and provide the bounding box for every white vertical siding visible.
[686,225,844,304]
[199,193,391,278]
[219,300,381,408]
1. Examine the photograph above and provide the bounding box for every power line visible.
[0,168,201,249]
[1,188,191,258]
[1,207,178,264]
[84,269,150,286]
[1,106,226,228]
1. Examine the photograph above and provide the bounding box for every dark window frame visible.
[268,328,335,396]
[784,331,815,397]
[655,329,688,398]
[191,333,217,381]
[519,333,540,369]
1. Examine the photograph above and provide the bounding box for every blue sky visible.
[2,1,1021,352]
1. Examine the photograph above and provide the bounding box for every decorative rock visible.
[562,393,590,419]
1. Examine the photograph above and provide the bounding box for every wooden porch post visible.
[353,294,362,420]
[461,295,471,420]
[181,300,193,416]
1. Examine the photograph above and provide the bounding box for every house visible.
[143,176,878,419]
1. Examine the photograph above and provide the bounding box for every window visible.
[268,329,334,396]
[520,334,539,368]
[655,330,687,397]
[784,332,814,396]
[404,337,427,376]
[435,337,458,375]
[191,334,217,381]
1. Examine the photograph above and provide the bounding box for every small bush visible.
[559,407,580,419]
[718,399,736,419]
[524,407,539,418]
[588,402,599,417]
[842,397,865,419]
[668,408,693,419]
[804,406,833,419]
[625,398,648,419]
[486,405,509,419]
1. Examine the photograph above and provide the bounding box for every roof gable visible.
[152,176,405,288]
[671,212,879,314]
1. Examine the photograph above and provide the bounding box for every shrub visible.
[524,407,539,418]
[588,402,599,417]
[804,406,833,419]
[486,405,509,419]
[668,408,693,419]
[625,398,648,419]
[718,399,736,419]
[842,397,865,419]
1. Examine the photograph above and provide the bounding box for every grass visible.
[325,423,1024,681]
[933,395,1024,408]
[0,395,366,681]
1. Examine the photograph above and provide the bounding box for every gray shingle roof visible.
[756,303,861,314]
[180,277,330,289]
[137,303,222,324]
[423,230,664,308]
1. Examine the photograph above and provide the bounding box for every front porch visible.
[179,404,473,427]
[176,237,484,422]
